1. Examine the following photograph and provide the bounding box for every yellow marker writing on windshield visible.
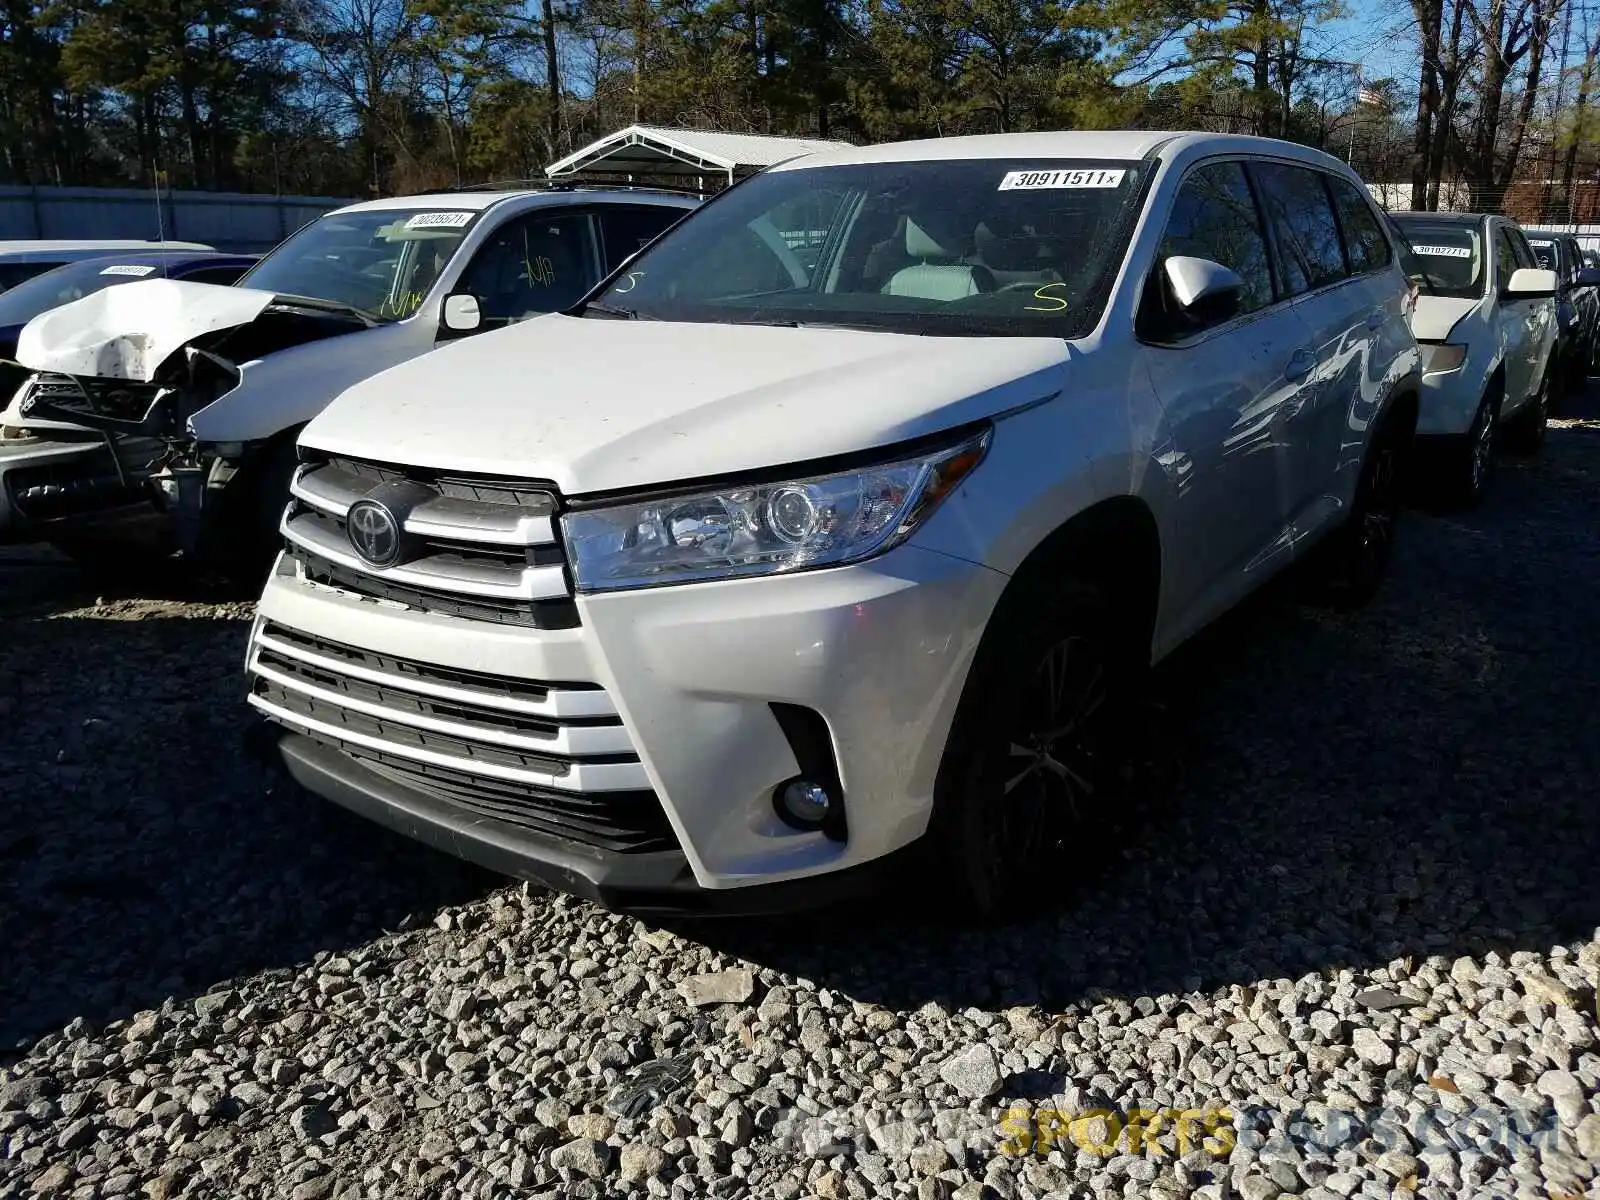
[1025,283,1070,313]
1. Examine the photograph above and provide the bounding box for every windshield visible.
[1393,220,1484,299]
[587,159,1150,337]
[0,258,180,326]
[238,207,479,320]
[1527,239,1561,274]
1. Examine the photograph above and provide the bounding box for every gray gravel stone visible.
[550,1137,614,1179]
[1351,1029,1393,1068]
[676,969,754,1008]
[938,1045,1002,1099]
[4,405,1600,1200]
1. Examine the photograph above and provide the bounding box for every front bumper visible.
[249,724,920,914]
[248,543,1007,903]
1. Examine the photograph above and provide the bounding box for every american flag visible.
[1357,85,1387,108]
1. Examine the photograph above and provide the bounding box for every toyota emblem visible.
[347,499,403,568]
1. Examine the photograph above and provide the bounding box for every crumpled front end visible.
[1,279,372,551]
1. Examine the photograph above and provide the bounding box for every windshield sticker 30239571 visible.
[404,211,475,230]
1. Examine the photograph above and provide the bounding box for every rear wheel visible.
[934,581,1139,921]
[1306,406,1405,609]
[1503,369,1551,457]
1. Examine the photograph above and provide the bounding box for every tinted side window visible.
[1495,228,1520,287]
[599,207,683,273]
[1154,161,1275,315]
[1509,228,1537,270]
[456,212,599,324]
[1252,163,1348,294]
[1329,178,1392,274]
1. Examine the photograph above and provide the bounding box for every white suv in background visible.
[3,188,695,575]
[246,132,1421,917]
[1391,211,1558,506]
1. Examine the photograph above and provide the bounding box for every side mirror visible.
[1578,266,1600,288]
[1504,267,1559,298]
[1165,255,1245,326]
[441,293,482,335]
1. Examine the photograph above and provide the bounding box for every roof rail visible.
[410,178,706,198]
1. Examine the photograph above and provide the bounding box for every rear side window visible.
[1154,161,1275,314]
[1252,163,1348,294]
[599,207,684,273]
[1328,178,1392,274]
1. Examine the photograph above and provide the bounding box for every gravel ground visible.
[2,392,1598,1200]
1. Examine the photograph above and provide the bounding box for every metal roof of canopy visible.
[545,125,853,186]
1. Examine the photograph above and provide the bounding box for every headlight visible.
[1419,343,1467,374]
[561,429,990,591]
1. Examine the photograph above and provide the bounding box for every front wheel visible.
[1438,384,1498,510]
[933,582,1138,921]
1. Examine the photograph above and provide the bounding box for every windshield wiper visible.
[582,301,642,320]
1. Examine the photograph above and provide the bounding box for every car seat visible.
[882,216,994,300]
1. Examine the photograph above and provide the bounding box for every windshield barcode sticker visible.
[99,264,157,276]
[404,211,475,229]
[999,169,1126,191]
[1412,245,1472,258]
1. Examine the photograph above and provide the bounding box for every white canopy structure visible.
[545,125,852,190]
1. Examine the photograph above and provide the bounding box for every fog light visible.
[775,779,834,830]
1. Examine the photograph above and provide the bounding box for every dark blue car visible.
[0,251,258,401]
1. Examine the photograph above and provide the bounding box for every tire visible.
[1304,405,1405,610]
[1503,369,1551,457]
[1438,381,1499,509]
[932,580,1140,921]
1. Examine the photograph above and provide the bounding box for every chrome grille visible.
[248,621,676,853]
[281,453,576,625]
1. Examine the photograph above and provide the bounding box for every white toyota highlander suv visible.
[245,132,1422,917]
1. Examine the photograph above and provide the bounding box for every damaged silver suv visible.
[0,187,695,575]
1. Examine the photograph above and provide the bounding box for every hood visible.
[303,314,1068,496]
[8,279,374,438]
[16,278,277,381]
[1408,295,1480,343]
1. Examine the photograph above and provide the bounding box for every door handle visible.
[1285,348,1315,381]
[1366,310,1386,330]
